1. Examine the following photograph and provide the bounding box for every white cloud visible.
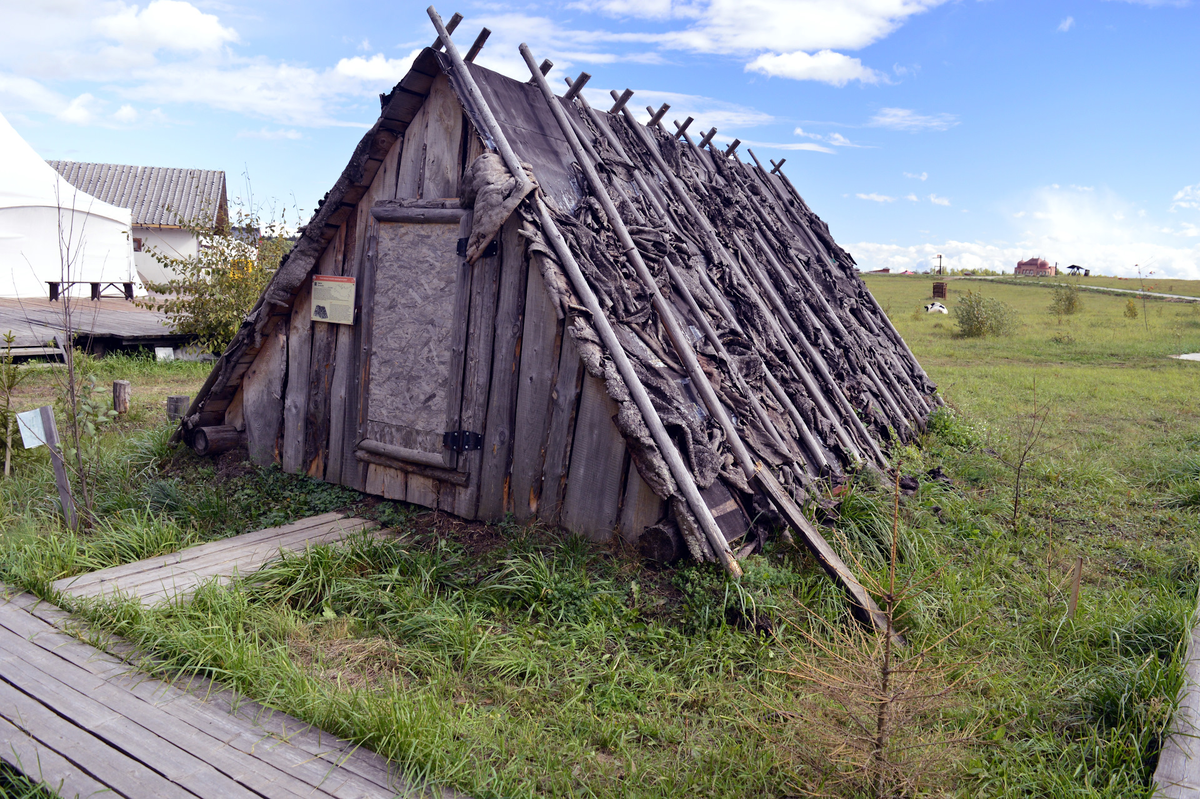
[583,87,774,130]
[904,171,928,181]
[929,194,951,206]
[852,184,1200,279]
[237,128,303,140]
[791,127,865,148]
[746,49,884,86]
[1172,183,1200,211]
[0,74,66,114]
[58,93,102,125]
[573,0,677,19]
[1057,16,1075,32]
[904,193,919,201]
[857,193,895,203]
[334,51,421,83]
[869,107,958,131]
[95,1,239,53]
[737,137,834,153]
[112,104,138,123]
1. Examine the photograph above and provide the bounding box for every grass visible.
[0,285,1198,797]
[967,273,1200,300]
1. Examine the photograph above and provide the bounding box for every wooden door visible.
[361,208,470,470]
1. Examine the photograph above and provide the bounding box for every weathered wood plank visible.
[304,227,344,478]
[420,74,465,199]
[365,463,407,501]
[406,475,439,510]
[618,460,665,543]
[395,91,430,199]
[324,205,359,487]
[223,383,244,432]
[451,208,500,519]
[242,318,287,466]
[282,275,314,474]
[0,714,116,799]
[51,513,351,593]
[437,211,476,512]
[537,325,583,527]
[476,217,529,520]
[509,254,561,520]
[561,373,626,541]
[0,680,197,799]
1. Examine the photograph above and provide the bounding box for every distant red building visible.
[1015,257,1055,276]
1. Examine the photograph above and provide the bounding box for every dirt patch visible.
[288,619,409,691]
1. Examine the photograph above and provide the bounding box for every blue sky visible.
[2,0,1197,278]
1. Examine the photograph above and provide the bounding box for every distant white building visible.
[48,161,227,287]
[0,112,137,298]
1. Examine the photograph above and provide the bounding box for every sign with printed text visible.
[312,276,356,325]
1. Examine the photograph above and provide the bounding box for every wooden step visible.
[52,513,383,607]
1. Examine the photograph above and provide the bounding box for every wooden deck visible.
[0,589,457,798]
[0,296,185,353]
[53,512,379,607]
[1154,610,1200,797]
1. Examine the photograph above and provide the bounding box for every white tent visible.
[0,112,139,298]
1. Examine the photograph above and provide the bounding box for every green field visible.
[2,278,1199,798]
[955,272,1200,299]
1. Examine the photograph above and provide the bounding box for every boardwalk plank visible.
[0,715,115,799]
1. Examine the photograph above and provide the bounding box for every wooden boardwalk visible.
[1154,611,1200,797]
[0,589,459,799]
[52,512,378,607]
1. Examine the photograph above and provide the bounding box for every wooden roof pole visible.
[570,83,864,469]
[524,42,890,630]
[428,7,740,576]
[526,41,888,631]
[608,106,879,467]
[560,80,826,476]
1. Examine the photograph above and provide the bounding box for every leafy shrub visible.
[1048,283,1083,317]
[953,290,1016,337]
[927,407,980,451]
[1124,298,1139,319]
[139,208,293,354]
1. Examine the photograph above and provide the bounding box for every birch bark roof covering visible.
[179,41,938,575]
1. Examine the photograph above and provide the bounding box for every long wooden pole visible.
[428,7,740,576]
[39,406,77,530]
[527,45,889,632]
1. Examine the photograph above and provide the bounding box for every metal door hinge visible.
[443,430,483,452]
[456,238,498,259]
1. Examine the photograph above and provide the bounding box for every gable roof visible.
[48,161,226,228]
[178,42,939,598]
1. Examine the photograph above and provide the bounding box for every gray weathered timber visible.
[437,211,476,511]
[241,317,286,466]
[365,462,408,501]
[1154,603,1200,798]
[303,228,343,478]
[473,217,525,519]
[52,514,377,607]
[0,590,450,799]
[280,277,313,474]
[561,375,626,541]
[538,323,584,526]
[420,74,465,198]
[509,253,561,520]
[618,460,665,543]
[452,207,500,518]
[365,216,466,469]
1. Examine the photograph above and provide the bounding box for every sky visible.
[1,0,1197,278]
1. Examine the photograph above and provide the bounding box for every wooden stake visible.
[673,116,694,140]
[464,27,490,62]
[1067,556,1083,619]
[563,72,590,101]
[430,11,462,49]
[697,127,717,148]
[38,406,77,530]
[166,395,190,421]
[646,103,670,129]
[723,138,741,157]
[770,158,785,174]
[112,380,131,415]
[608,88,634,114]
[3,415,11,478]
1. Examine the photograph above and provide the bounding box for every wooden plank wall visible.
[230,72,664,545]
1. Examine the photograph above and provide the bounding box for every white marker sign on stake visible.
[16,408,46,449]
